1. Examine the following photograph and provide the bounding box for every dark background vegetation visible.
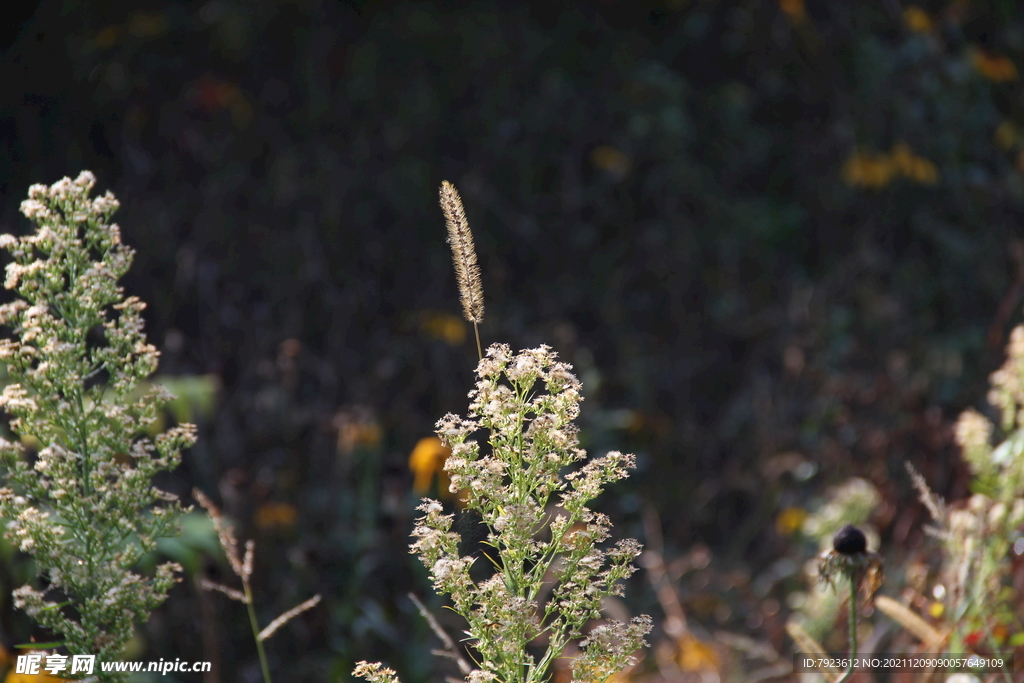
[1,0,1024,681]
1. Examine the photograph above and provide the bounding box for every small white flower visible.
[19,199,51,220]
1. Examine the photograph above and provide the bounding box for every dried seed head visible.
[818,524,883,602]
[439,181,484,324]
[833,524,867,555]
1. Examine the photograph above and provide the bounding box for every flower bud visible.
[833,524,867,555]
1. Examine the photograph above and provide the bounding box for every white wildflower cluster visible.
[892,323,1024,654]
[352,661,401,683]
[570,618,653,683]
[946,323,1024,520]
[0,172,195,679]
[370,343,650,683]
[988,325,1024,432]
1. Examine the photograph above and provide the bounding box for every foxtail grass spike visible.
[439,180,484,359]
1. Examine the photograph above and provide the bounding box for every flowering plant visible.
[0,172,195,680]
[356,343,650,683]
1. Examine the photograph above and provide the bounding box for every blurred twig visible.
[715,630,791,681]
[194,574,222,683]
[641,504,688,638]
[408,592,473,676]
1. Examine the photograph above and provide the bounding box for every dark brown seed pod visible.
[833,524,867,555]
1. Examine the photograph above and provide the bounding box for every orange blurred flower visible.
[127,11,167,38]
[779,0,805,23]
[419,310,466,346]
[995,121,1019,151]
[589,145,631,180]
[194,77,253,127]
[3,651,69,683]
[5,671,68,683]
[842,150,896,189]
[891,143,938,185]
[890,142,916,174]
[255,501,298,532]
[842,145,938,188]
[676,633,720,673]
[94,25,120,50]
[333,408,382,456]
[903,7,933,33]
[408,436,452,496]
[905,156,938,184]
[973,51,1019,82]
[776,506,808,535]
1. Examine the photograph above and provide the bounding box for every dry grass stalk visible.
[873,596,943,647]
[257,594,323,641]
[439,180,484,358]
[407,592,473,675]
[194,488,320,683]
[904,461,946,522]
[785,621,839,682]
[199,578,247,603]
[194,488,245,578]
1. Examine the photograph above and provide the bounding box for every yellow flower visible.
[5,670,68,683]
[906,156,939,184]
[94,25,120,50]
[676,634,720,673]
[973,50,1019,82]
[891,143,939,184]
[842,150,896,189]
[419,311,466,346]
[127,11,167,38]
[255,502,298,532]
[995,121,1019,151]
[903,7,933,33]
[779,0,805,23]
[589,145,631,180]
[333,409,382,456]
[776,506,808,535]
[890,142,916,175]
[408,437,451,495]
[843,146,939,188]
[3,652,69,683]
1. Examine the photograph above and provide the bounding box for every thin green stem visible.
[244,581,273,683]
[835,572,858,683]
[981,621,1014,683]
[473,322,482,361]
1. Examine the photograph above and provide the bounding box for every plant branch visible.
[408,592,473,675]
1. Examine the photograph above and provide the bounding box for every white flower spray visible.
[356,343,650,683]
[0,172,195,681]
